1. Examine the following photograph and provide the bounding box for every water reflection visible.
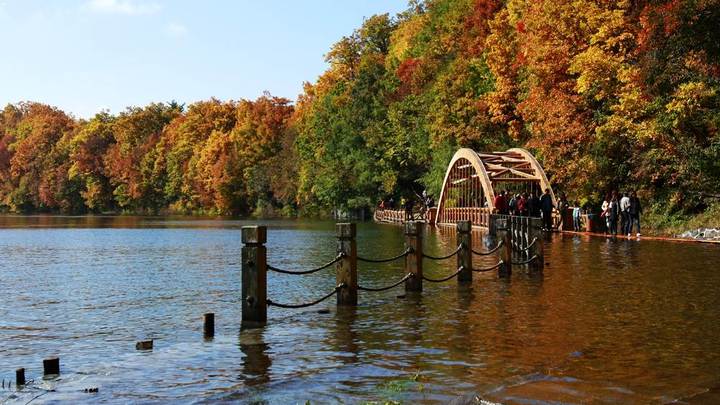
[2,217,720,403]
[238,328,271,387]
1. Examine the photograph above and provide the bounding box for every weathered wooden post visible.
[499,231,512,277]
[203,313,215,338]
[43,357,60,376]
[489,214,497,238]
[457,220,472,282]
[242,226,267,327]
[531,217,544,272]
[16,368,25,386]
[336,223,357,306]
[404,221,423,292]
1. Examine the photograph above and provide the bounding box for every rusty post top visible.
[241,226,267,244]
[456,220,472,233]
[336,223,356,238]
[404,221,423,236]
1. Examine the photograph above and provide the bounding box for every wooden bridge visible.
[375,147,557,228]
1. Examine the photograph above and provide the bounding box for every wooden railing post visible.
[404,221,423,292]
[532,217,544,272]
[336,223,358,306]
[242,226,267,327]
[457,220,472,283]
[499,231,512,278]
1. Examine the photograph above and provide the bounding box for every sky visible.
[0,0,408,118]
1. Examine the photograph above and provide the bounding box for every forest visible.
[1,0,719,220]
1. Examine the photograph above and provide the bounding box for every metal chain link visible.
[266,283,345,308]
[422,266,465,283]
[358,248,411,263]
[267,254,343,275]
[422,245,462,261]
[472,260,504,272]
[358,273,413,292]
[472,239,504,256]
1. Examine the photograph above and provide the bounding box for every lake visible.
[1,216,720,403]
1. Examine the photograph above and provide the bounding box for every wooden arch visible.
[434,147,556,226]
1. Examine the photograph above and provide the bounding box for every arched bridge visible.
[375,147,556,228]
[434,148,556,227]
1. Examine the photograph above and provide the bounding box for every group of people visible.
[493,189,556,231]
[601,191,642,237]
[378,192,434,221]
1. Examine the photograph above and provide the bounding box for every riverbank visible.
[640,202,720,241]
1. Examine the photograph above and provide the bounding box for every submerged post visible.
[499,232,512,277]
[404,221,423,292]
[242,226,267,327]
[203,313,215,338]
[457,220,472,282]
[16,368,25,386]
[532,217,544,272]
[336,223,357,306]
[43,357,60,376]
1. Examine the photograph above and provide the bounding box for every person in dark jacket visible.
[608,191,620,236]
[540,188,555,230]
[628,191,642,236]
[529,191,541,218]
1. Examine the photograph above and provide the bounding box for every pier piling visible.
[242,226,268,327]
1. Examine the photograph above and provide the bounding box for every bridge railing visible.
[437,207,492,228]
[241,220,543,327]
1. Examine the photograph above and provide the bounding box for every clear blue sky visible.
[0,0,408,118]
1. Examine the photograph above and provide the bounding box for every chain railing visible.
[240,219,544,327]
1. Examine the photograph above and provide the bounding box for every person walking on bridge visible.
[540,188,554,231]
[493,190,508,215]
[518,193,528,216]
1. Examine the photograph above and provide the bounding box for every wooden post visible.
[404,221,423,292]
[242,226,267,327]
[43,357,60,375]
[336,223,357,306]
[457,220,472,282]
[499,232,512,277]
[16,368,25,386]
[531,217,544,272]
[203,313,215,338]
[523,217,529,257]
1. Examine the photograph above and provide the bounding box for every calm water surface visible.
[1,216,720,404]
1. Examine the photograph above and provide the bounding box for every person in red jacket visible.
[493,190,509,215]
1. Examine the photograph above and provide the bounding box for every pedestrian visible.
[601,193,611,234]
[620,192,631,236]
[572,201,582,231]
[379,200,385,210]
[608,191,619,236]
[404,197,413,221]
[508,193,518,215]
[518,193,528,216]
[530,191,541,218]
[540,188,554,231]
[629,191,642,237]
[493,190,508,215]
